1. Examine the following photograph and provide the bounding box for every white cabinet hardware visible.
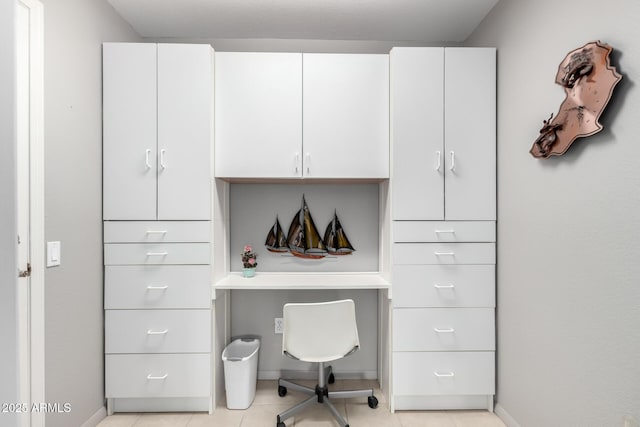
[146,373,168,380]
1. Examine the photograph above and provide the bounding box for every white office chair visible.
[276,299,378,427]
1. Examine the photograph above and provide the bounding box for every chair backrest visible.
[282,299,360,363]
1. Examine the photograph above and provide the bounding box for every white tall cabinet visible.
[390,47,496,411]
[214,52,389,179]
[102,43,214,413]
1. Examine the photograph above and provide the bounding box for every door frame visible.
[16,0,45,425]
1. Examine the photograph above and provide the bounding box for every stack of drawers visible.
[104,221,211,408]
[391,221,495,410]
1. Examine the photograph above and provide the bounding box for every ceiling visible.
[107,0,500,43]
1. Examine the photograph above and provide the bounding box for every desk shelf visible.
[213,272,391,293]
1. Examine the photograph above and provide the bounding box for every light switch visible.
[47,241,61,267]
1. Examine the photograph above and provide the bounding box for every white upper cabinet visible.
[302,53,389,179]
[214,52,303,178]
[391,47,496,221]
[103,43,213,221]
[214,52,389,179]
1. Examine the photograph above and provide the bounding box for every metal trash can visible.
[222,338,260,409]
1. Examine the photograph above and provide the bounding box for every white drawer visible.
[104,243,210,265]
[106,353,210,398]
[393,264,495,308]
[105,265,211,309]
[105,309,211,354]
[394,221,495,243]
[104,221,210,243]
[393,308,494,351]
[393,351,495,396]
[393,243,495,265]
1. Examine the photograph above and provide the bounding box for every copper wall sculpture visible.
[530,41,622,158]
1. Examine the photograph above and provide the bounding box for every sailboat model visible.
[286,195,328,259]
[265,216,289,253]
[323,210,356,255]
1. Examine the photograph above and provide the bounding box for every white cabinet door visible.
[444,48,496,220]
[157,44,212,220]
[391,47,444,220]
[214,52,302,178]
[303,53,389,179]
[103,43,157,220]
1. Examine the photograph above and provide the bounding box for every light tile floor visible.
[97,380,506,427]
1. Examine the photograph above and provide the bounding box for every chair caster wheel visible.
[328,373,335,384]
[277,422,286,427]
[278,385,287,397]
[368,395,379,409]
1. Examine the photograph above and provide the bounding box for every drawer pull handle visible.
[449,151,455,171]
[147,373,168,380]
[146,285,169,290]
[434,284,455,289]
[146,230,168,234]
[433,371,455,378]
[434,252,455,256]
[434,327,455,333]
[435,151,442,171]
[147,329,169,335]
[435,229,455,234]
[146,252,168,257]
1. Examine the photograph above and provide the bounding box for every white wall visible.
[467,1,640,426]
[39,0,140,425]
[0,1,18,426]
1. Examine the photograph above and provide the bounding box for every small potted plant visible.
[241,245,258,277]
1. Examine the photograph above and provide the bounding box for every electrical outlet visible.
[624,415,639,427]
[274,318,284,334]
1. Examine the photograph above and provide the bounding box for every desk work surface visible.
[213,272,391,292]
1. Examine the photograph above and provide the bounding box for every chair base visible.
[276,364,377,427]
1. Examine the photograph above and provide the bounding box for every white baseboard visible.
[81,406,107,427]
[495,404,522,427]
[258,370,378,381]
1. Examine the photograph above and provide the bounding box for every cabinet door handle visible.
[146,285,169,290]
[434,252,455,256]
[294,152,300,174]
[434,284,455,289]
[145,149,152,169]
[305,153,311,175]
[147,329,169,335]
[146,373,168,380]
[433,327,455,333]
[433,371,455,378]
[435,151,441,171]
[160,149,166,170]
[146,252,168,257]
[449,151,456,171]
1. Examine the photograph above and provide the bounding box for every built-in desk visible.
[213,272,391,295]
[210,272,392,413]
